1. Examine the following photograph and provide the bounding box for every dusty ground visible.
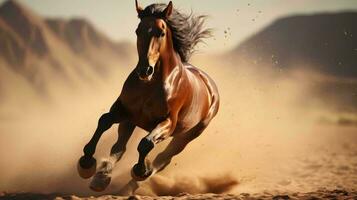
[1,189,357,200]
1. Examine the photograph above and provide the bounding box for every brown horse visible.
[77,0,219,192]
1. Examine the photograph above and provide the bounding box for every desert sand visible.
[1,189,357,199]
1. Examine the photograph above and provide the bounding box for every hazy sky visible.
[2,0,357,52]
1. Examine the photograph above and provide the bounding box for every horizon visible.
[1,0,356,53]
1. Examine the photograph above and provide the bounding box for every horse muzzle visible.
[137,66,154,81]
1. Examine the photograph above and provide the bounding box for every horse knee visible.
[98,113,114,130]
[137,137,154,155]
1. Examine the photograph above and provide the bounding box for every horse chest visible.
[122,88,168,130]
[141,96,167,117]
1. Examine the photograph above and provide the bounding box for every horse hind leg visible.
[152,122,208,174]
[152,90,219,174]
[90,121,135,192]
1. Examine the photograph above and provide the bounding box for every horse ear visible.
[162,1,173,18]
[135,0,143,15]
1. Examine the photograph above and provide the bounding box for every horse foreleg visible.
[78,101,126,179]
[90,121,135,191]
[152,122,207,174]
[132,117,176,181]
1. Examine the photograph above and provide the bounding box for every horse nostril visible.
[146,66,154,76]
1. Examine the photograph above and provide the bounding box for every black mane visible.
[138,3,212,62]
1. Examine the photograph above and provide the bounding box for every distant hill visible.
[0,0,135,95]
[45,18,134,74]
[231,12,357,78]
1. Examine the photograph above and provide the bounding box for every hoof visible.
[77,156,97,179]
[131,162,153,182]
[90,171,111,192]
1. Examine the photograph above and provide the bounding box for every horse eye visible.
[160,32,165,37]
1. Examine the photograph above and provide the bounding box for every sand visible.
[1,189,357,200]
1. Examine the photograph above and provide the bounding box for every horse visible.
[77,0,220,192]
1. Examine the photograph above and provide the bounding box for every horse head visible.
[134,0,174,81]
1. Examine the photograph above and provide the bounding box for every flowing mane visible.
[138,3,212,63]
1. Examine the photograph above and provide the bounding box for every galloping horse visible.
[77,1,220,192]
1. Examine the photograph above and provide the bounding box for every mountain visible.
[0,0,135,97]
[45,18,134,75]
[230,12,357,78]
[227,12,357,112]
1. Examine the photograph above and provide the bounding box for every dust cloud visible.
[141,174,238,196]
[0,54,357,196]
